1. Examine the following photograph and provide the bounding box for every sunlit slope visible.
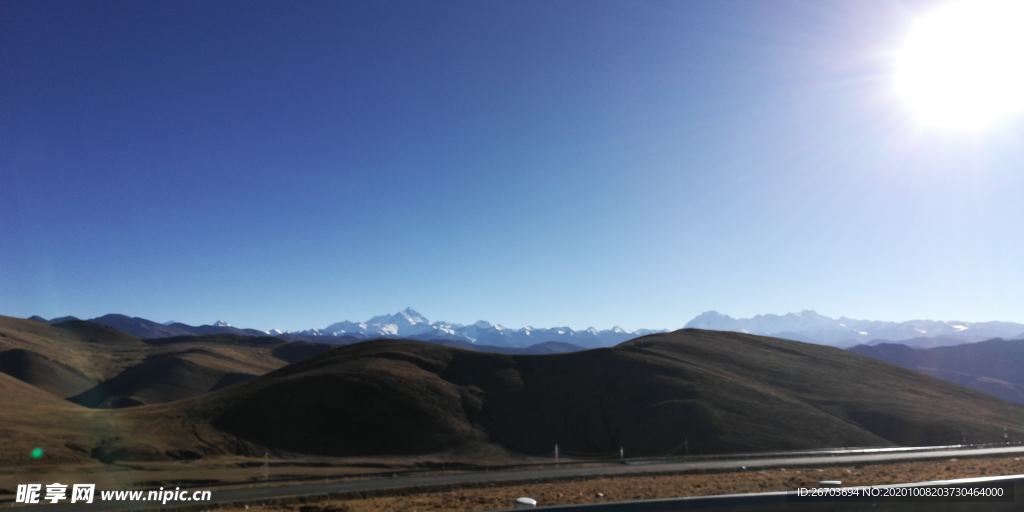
[198,331,1024,457]
[0,316,146,382]
[0,368,259,464]
[0,371,120,465]
[0,315,291,406]
[69,338,287,408]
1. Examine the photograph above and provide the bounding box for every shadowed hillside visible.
[203,330,1024,458]
[429,339,587,355]
[271,341,339,363]
[0,349,98,398]
[88,314,271,339]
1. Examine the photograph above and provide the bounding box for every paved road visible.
[23,445,1024,512]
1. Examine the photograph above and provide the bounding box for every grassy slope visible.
[0,316,289,407]
[5,322,1024,465]
[202,330,1024,458]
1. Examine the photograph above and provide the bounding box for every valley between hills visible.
[3,313,1024,500]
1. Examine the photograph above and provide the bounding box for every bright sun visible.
[895,0,1024,130]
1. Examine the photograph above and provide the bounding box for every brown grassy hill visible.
[0,315,298,405]
[68,348,267,408]
[0,316,147,381]
[271,341,339,363]
[0,366,259,465]
[198,330,1024,458]
[0,316,319,463]
[65,339,289,408]
[0,371,118,465]
[0,348,99,398]
[7,328,1024,465]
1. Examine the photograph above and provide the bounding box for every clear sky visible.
[2,0,1023,332]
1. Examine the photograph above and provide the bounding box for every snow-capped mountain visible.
[321,308,436,338]
[684,310,1024,347]
[43,308,1024,350]
[300,308,662,348]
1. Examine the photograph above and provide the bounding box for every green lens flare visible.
[30,447,44,459]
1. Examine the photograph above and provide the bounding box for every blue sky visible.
[2,0,1023,331]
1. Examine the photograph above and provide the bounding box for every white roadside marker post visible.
[514,497,537,508]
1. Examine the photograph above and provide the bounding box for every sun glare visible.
[895,0,1024,130]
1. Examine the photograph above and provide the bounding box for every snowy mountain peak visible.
[213,320,231,327]
[683,310,1024,347]
[306,309,662,349]
[399,307,428,324]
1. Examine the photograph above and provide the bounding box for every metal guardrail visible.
[622,441,1024,465]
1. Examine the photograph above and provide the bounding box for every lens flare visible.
[895,0,1024,129]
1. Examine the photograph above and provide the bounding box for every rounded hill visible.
[197,329,1024,458]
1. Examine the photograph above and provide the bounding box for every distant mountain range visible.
[29,314,273,339]
[9,313,1024,463]
[29,308,662,349]
[296,308,663,348]
[850,340,1024,406]
[29,308,1024,350]
[685,310,1024,348]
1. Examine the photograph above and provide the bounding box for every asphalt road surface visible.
[21,445,1024,512]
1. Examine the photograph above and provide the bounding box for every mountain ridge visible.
[685,310,1024,347]
[306,308,663,348]
[849,339,1024,405]
[30,308,1024,350]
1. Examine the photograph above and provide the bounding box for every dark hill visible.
[271,341,338,363]
[429,339,586,355]
[0,348,99,398]
[88,314,271,339]
[142,333,283,347]
[51,320,143,346]
[519,340,586,354]
[275,333,361,344]
[89,314,195,338]
[172,323,270,337]
[201,330,1024,459]
[850,339,1024,405]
